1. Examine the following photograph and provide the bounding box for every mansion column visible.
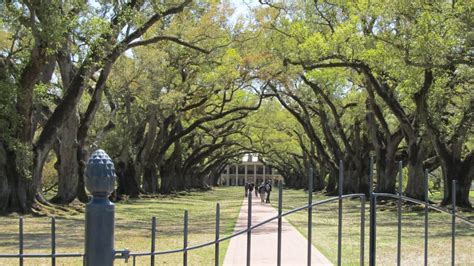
[245,165,248,184]
[235,164,238,186]
[226,166,230,186]
[253,164,256,184]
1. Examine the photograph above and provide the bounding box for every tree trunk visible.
[0,142,36,213]
[76,145,89,203]
[414,70,472,208]
[343,161,359,194]
[326,168,337,193]
[0,142,11,212]
[375,151,399,193]
[157,140,186,193]
[314,170,325,191]
[363,70,428,200]
[115,159,140,198]
[188,172,204,189]
[440,155,473,208]
[124,161,141,198]
[50,110,79,204]
[372,131,402,194]
[5,40,51,213]
[404,140,427,199]
[174,168,185,191]
[342,121,370,194]
[143,164,158,194]
[160,163,175,194]
[315,165,327,191]
[366,100,401,194]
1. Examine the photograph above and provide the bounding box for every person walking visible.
[265,181,272,203]
[244,182,249,198]
[249,183,254,197]
[258,182,266,203]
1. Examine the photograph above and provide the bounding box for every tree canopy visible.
[0,0,472,213]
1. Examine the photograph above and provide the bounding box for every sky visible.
[229,0,260,26]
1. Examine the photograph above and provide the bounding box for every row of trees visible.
[250,0,472,207]
[0,1,270,213]
[0,0,472,213]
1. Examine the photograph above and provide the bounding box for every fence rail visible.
[0,158,473,266]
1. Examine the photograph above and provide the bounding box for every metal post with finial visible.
[84,149,116,266]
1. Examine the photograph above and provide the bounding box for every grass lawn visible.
[270,189,474,266]
[1,186,472,265]
[0,187,244,266]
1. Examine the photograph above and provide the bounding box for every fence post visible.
[397,161,403,266]
[424,169,429,266]
[337,160,343,266]
[19,217,23,266]
[151,217,156,266]
[84,149,116,266]
[307,167,313,266]
[215,203,220,266]
[183,210,188,266]
[246,191,252,266]
[451,180,456,266]
[51,217,56,266]
[369,156,376,266]
[277,180,283,266]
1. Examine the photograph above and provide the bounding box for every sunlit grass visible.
[271,189,474,266]
[1,187,472,266]
[0,187,243,266]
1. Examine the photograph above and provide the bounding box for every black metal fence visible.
[0,160,472,266]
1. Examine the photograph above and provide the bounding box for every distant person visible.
[258,182,266,203]
[265,181,272,203]
[254,183,259,198]
[244,182,249,197]
[249,183,254,197]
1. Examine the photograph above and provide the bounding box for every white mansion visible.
[219,154,283,186]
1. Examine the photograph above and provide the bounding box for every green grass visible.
[1,187,472,265]
[0,187,244,266]
[271,189,474,266]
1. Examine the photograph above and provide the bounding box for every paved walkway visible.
[223,194,332,266]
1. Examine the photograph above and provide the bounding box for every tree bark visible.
[363,68,427,200]
[0,142,36,213]
[143,164,159,194]
[414,70,472,208]
[7,30,52,213]
[159,163,175,194]
[0,142,10,212]
[123,160,141,198]
[404,139,427,199]
[50,109,79,204]
[440,155,473,208]
[366,96,403,194]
